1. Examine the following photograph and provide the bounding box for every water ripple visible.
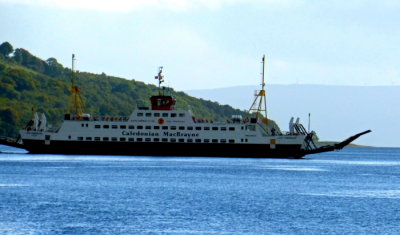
[302,190,400,199]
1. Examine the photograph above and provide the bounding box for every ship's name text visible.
[122,131,199,138]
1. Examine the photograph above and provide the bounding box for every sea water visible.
[0,146,399,234]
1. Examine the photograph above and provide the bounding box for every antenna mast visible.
[248,55,268,123]
[155,66,164,96]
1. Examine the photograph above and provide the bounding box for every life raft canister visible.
[158,118,165,125]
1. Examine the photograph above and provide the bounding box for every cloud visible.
[0,0,302,12]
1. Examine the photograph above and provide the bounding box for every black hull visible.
[21,140,306,158]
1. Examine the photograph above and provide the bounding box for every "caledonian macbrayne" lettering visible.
[122,131,199,138]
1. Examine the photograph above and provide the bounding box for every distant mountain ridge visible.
[0,42,248,137]
[186,84,400,147]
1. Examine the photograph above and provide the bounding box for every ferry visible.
[2,56,370,158]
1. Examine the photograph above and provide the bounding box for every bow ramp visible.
[302,130,372,156]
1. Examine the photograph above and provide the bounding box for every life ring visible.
[158,118,165,125]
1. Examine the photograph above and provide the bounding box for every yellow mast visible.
[68,54,85,117]
[249,55,268,123]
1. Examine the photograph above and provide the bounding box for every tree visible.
[45,57,64,77]
[13,48,46,74]
[0,42,13,58]
[0,107,20,125]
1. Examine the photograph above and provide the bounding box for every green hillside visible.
[0,42,251,137]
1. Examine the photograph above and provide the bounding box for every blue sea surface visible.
[0,146,399,234]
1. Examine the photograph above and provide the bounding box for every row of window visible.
[77,136,236,143]
[94,124,237,131]
[137,112,185,118]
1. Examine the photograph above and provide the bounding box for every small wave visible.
[262,166,328,172]
[143,229,230,234]
[0,184,31,187]
[0,150,28,154]
[302,190,400,199]
[45,167,73,169]
[313,159,400,166]
[0,223,39,235]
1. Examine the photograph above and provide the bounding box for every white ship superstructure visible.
[19,106,310,156]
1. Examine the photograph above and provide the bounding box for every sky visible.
[1,0,399,90]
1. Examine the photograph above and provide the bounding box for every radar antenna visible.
[248,55,268,123]
[154,66,165,95]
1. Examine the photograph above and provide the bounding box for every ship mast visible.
[248,55,268,123]
[155,66,164,96]
[68,54,85,117]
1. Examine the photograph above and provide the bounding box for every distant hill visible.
[0,42,248,137]
[186,85,400,147]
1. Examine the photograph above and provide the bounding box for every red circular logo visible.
[158,118,165,125]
